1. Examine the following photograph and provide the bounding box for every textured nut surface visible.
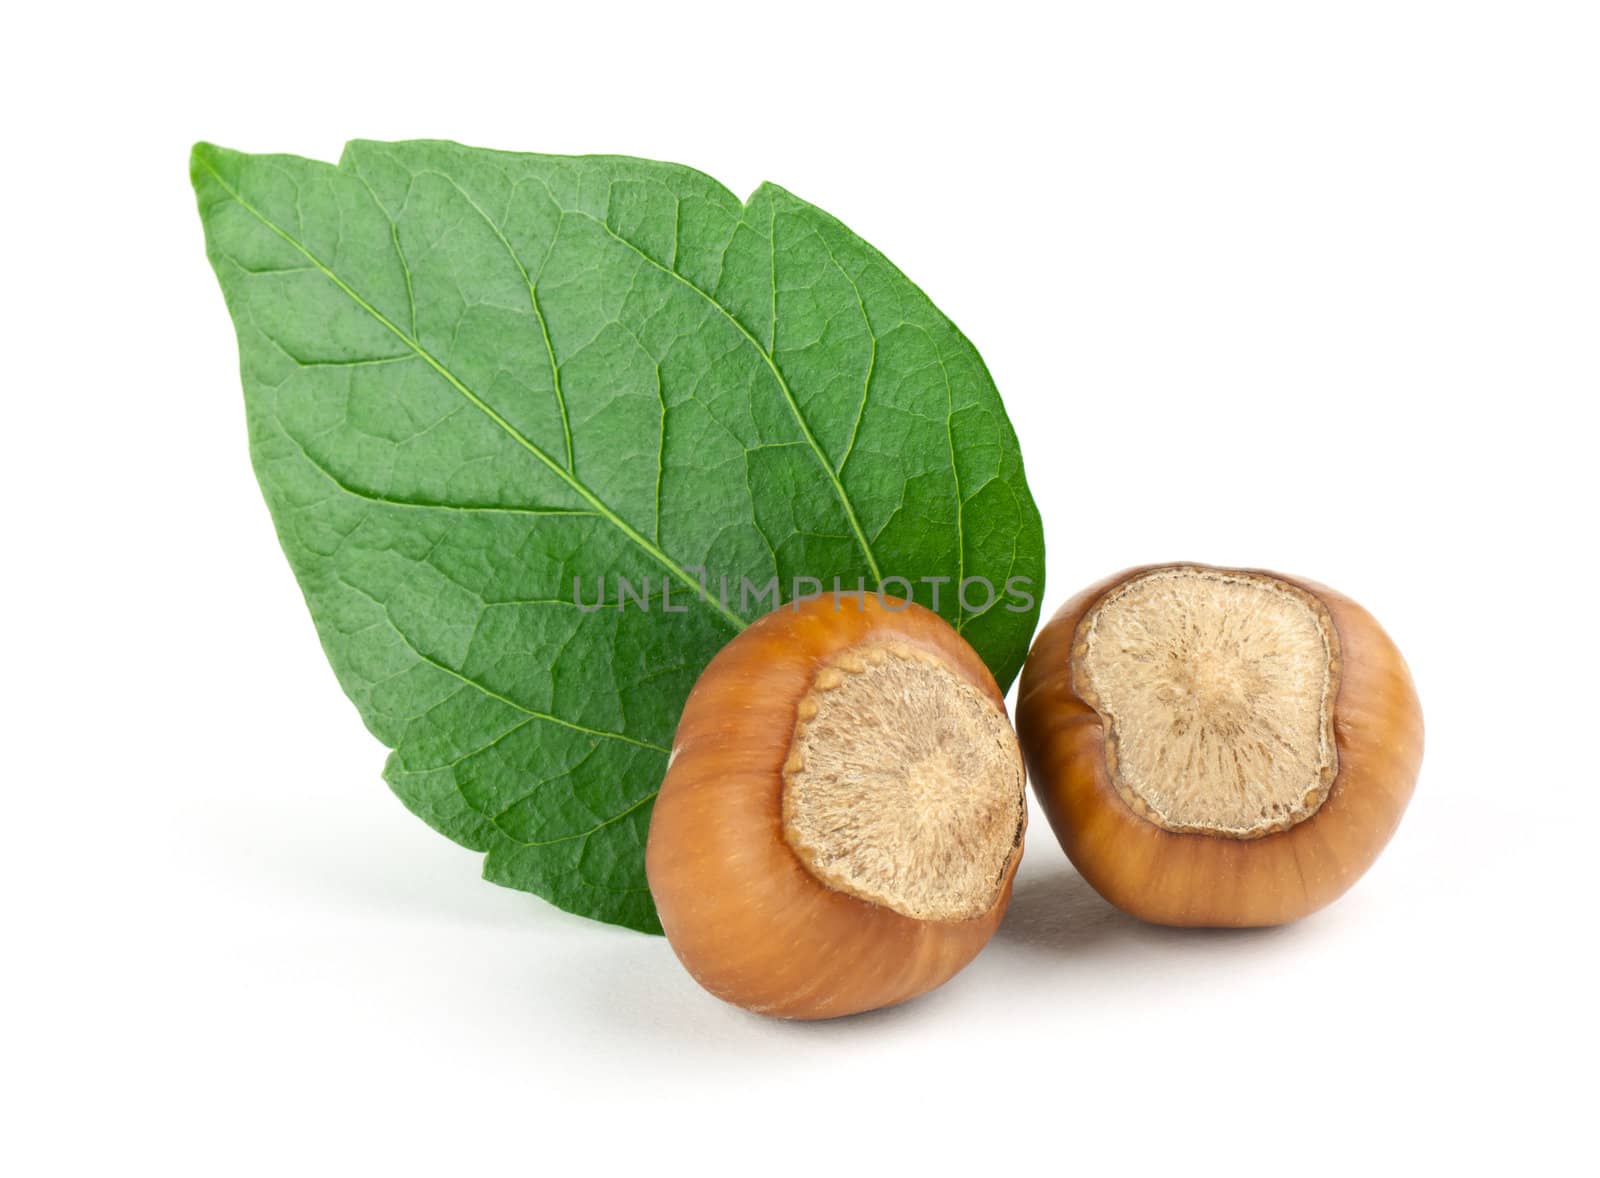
[784,639,1024,921]
[647,593,1025,1019]
[1076,566,1340,837]
[1017,564,1423,928]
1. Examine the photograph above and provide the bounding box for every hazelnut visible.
[647,593,1026,1019]
[1016,564,1423,927]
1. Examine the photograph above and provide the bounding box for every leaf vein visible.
[566,203,883,584]
[337,573,670,754]
[197,155,742,631]
[420,170,575,471]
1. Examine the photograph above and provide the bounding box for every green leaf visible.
[192,139,1045,932]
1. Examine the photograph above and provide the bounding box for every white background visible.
[5,2,1596,1174]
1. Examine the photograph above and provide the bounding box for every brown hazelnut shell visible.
[1015,564,1423,927]
[646,593,1023,1019]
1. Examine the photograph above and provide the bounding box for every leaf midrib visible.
[198,155,744,631]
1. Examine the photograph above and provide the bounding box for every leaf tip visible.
[189,141,238,198]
